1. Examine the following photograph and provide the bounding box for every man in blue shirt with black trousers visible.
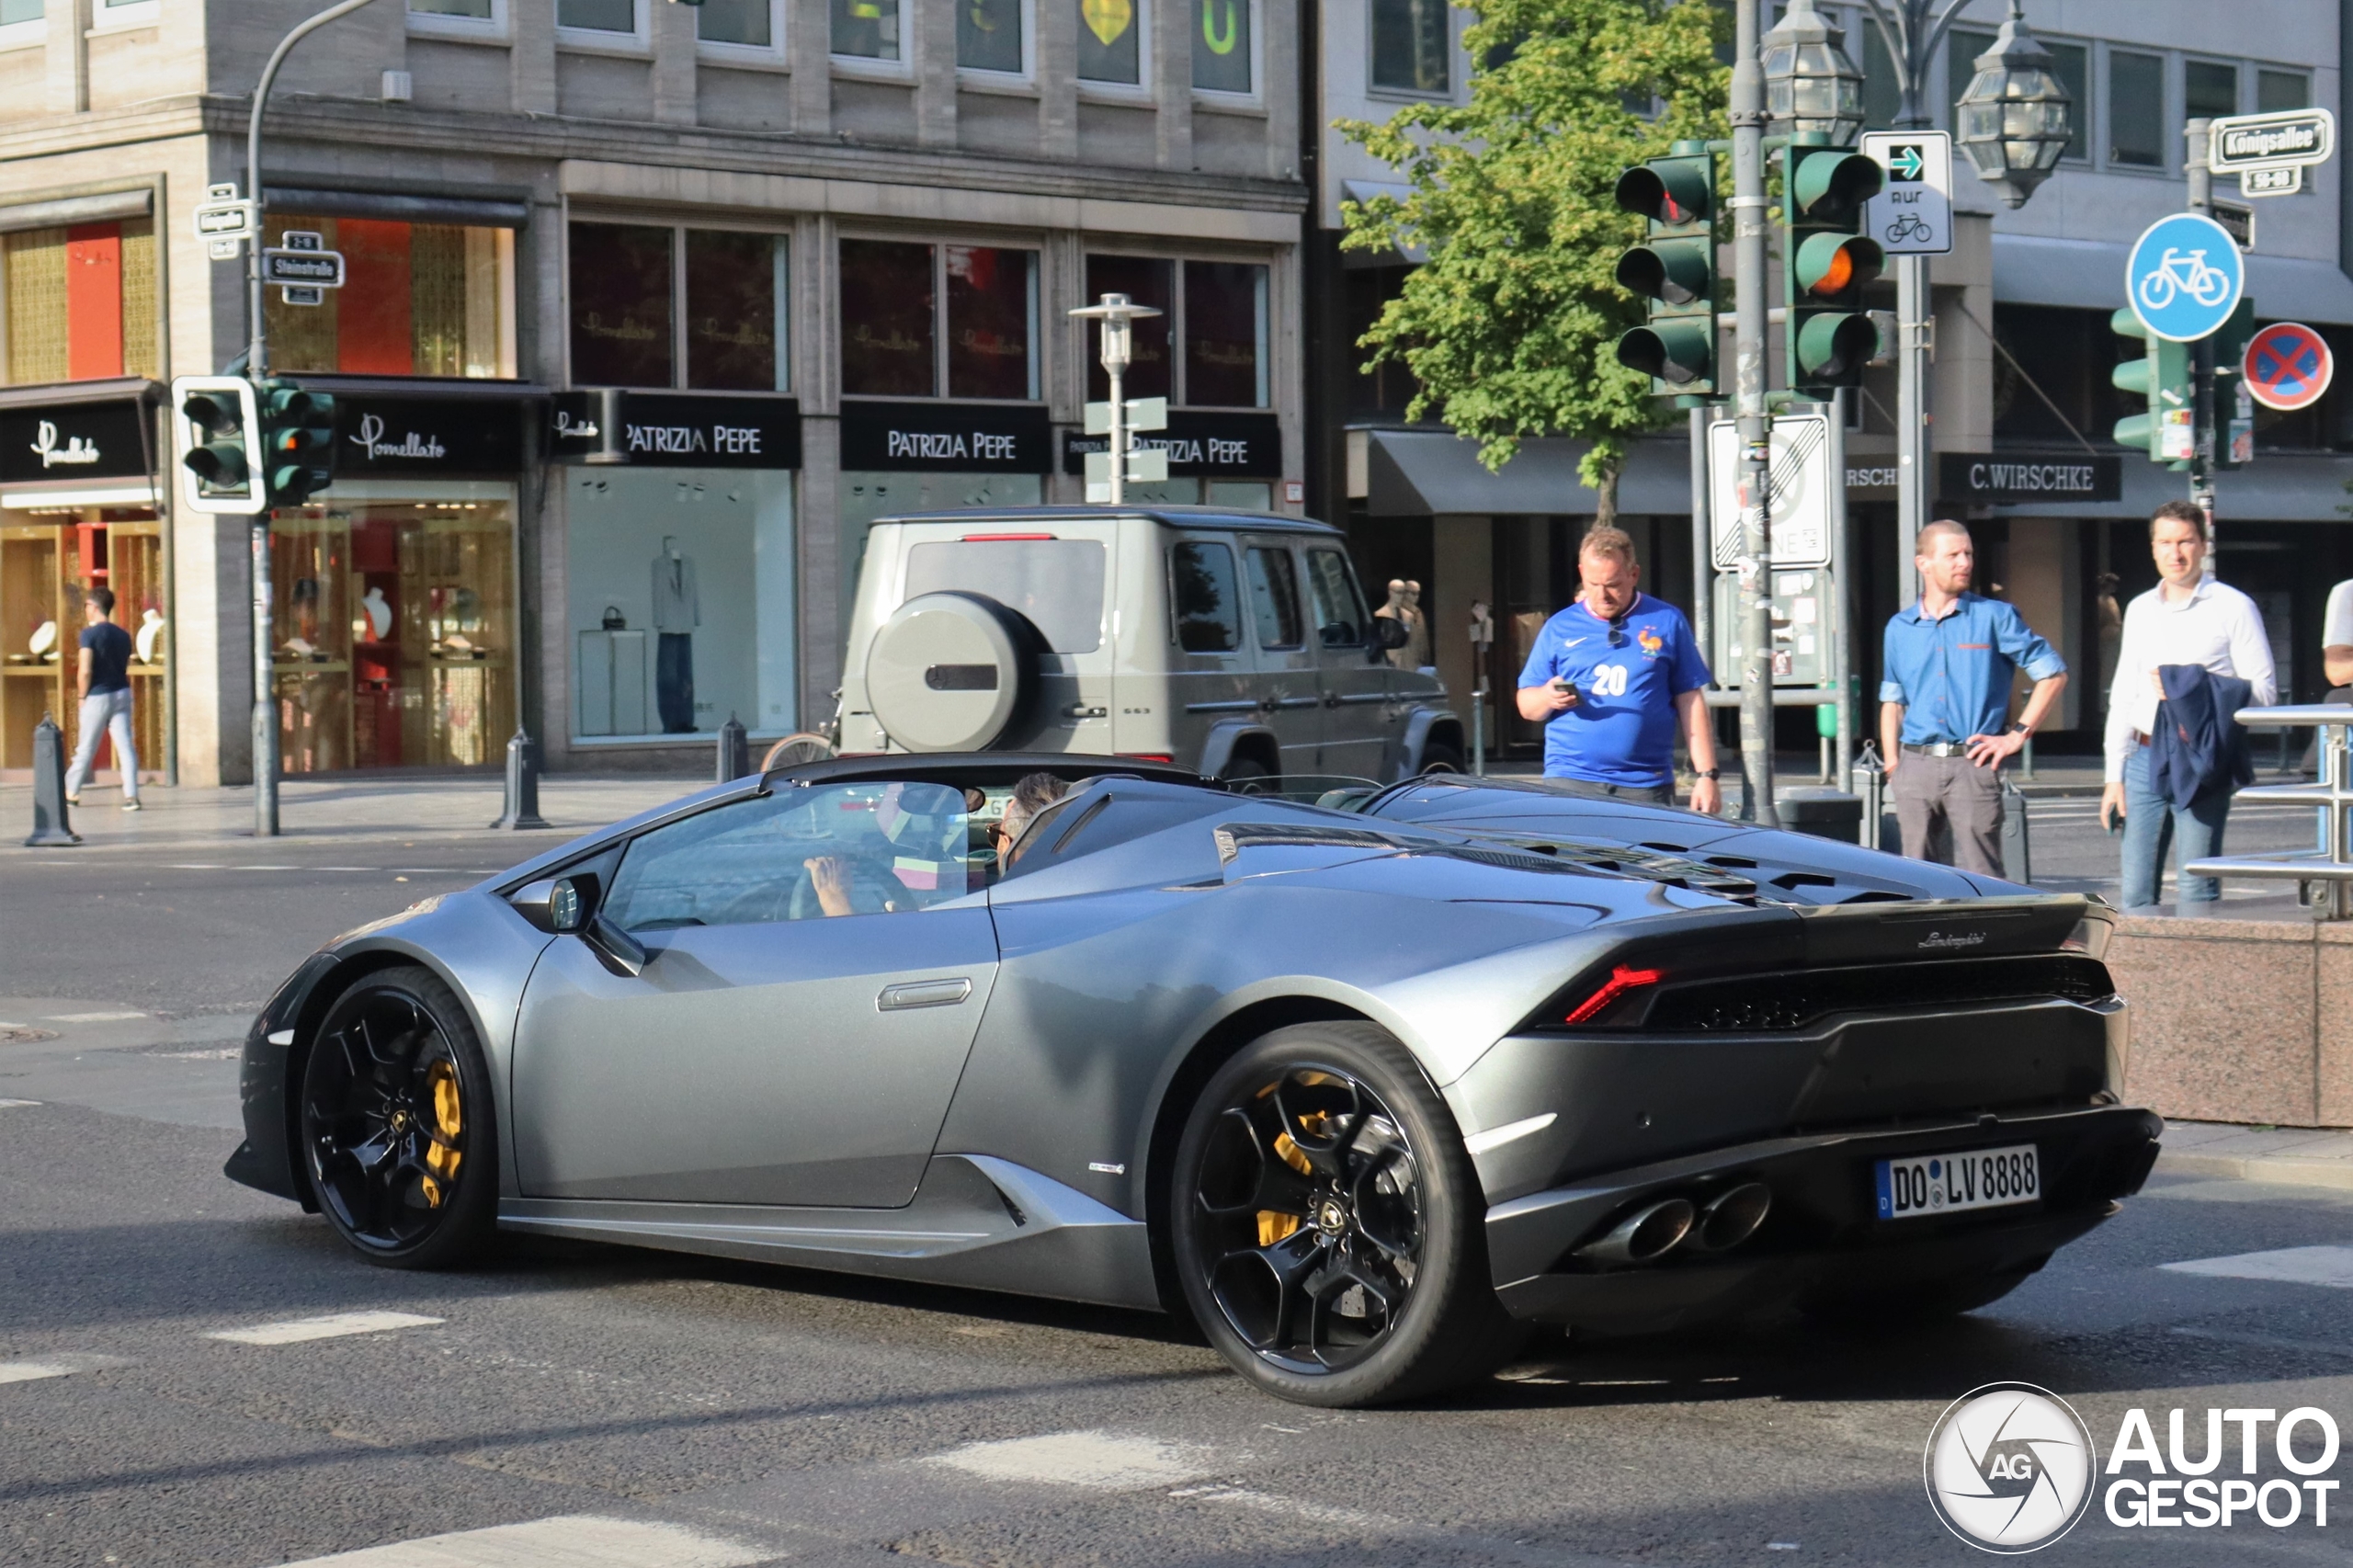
[1516,526,1720,813]
[1880,519,2067,874]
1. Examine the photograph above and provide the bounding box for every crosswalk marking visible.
[44,1010,146,1022]
[929,1430,1215,1490]
[0,1354,126,1384]
[209,1311,445,1346]
[263,1515,767,1568]
[2163,1244,2353,1288]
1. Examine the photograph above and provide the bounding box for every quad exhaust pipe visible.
[1573,1181,1773,1268]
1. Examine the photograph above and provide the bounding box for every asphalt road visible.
[6,808,2353,1567]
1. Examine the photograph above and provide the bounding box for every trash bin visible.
[1776,786,1863,844]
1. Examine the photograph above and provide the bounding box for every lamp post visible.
[1728,0,1778,826]
[1858,0,2071,603]
[1068,293,1162,505]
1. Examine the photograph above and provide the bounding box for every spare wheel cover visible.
[866,591,1030,752]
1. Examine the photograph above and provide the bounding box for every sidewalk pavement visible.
[2157,1120,2353,1189]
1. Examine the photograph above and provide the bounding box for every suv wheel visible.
[1221,757,1277,795]
[1419,740,1465,775]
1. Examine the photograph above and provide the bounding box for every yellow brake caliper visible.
[419,1059,463,1208]
[1257,1102,1326,1247]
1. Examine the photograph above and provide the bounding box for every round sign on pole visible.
[2124,212,2246,342]
[2244,321,2335,411]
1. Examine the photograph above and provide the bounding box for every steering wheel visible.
[785,857,898,921]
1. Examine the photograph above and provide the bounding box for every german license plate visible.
[1874,1143,2040,1221]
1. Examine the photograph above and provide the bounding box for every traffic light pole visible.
[2184,116,2220,574]
[1730,0,1779,827]
[241,0,380,836]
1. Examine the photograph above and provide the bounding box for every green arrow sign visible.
[1890,144,1924,181]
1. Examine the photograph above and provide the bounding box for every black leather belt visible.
[1903,742,1967,757]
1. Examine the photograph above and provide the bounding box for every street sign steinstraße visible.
[261,247,347,290]
[1859,131,1952,256]
[2125,211,2244,343]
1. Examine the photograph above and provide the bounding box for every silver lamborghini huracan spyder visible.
[229,756,2159,1405]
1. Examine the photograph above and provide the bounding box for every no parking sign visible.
[2244,322,2335,412]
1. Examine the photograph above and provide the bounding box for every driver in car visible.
[801,781,981,916]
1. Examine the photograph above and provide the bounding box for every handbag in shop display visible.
[578,605,648,737]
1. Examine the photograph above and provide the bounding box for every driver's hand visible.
[804,856,858,917]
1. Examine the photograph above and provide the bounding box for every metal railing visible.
[2184,704,2353,920]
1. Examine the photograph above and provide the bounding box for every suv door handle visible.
[1322,691,1342,709]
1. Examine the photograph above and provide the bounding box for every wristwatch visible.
[2009,721,2032,736]
[1696,767,1721,780]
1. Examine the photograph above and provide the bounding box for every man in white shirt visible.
[2100,500,2278,911]
[2325,576,2352,694]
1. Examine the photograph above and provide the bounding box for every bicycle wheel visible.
[2139,270,2177,312]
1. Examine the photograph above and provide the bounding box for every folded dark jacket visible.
[2151,665,2256,808]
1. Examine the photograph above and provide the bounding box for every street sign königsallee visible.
[2245,322,2335,412]
[2125,212,2244,342]
[1859,131,1952,256]
[2209,108,2336,171]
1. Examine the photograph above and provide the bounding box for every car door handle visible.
[877,977,973,1011]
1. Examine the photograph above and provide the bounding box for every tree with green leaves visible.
[1340,0,1729,526]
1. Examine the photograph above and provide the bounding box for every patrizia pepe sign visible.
[335,394,521,475]
[838,400,1050,473]
[549,392,801,469]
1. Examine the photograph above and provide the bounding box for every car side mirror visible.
[1373,616,1411,652]
[511,872,597,934]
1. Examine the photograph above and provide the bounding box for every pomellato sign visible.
[840,400,1051,473]
[1059,411,1282,479]
[551,392,801,469]
[1938,452,2122,505]
[0,397,152,485]
[335,393,521,475]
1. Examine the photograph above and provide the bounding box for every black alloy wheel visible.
[299,965,496,1269]
[1173,1022,1521,1405]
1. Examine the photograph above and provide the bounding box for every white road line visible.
[208,1311,445,1346]
[0,1098,40,1109]
[928,1431,1216,1490]
[1168,1483,1394,1530]
[262,1515,767,1568]
[44,1010,146,1023]
[2163,1244,2353,1288]
[0,1354,128,1384]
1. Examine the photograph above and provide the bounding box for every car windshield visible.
[904,538,1106,652]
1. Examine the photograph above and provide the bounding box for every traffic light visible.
[2210,297,2256,471]
[1783,139,1884,392]
[2110,308,2193,467]
[1613,142,1719,398]
[171,375,262,516]
[258,380,336,507]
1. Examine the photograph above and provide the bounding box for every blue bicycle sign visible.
[2125,212,2245,342]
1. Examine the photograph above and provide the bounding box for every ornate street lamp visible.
[1953,0,2075,208]
[1761,0,1866,147]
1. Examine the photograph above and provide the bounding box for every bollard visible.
[24,710,80,846]
[489,727,550,830]
[717,712,751,781]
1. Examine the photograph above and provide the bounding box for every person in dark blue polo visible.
[1879,520,2066,874]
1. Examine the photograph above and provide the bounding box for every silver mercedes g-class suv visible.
[830,506,1463,784]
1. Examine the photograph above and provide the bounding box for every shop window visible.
[1192,0,1249,94]
[959,0,1022,73]
[3,513,165,775]
[1370,0,1448,96]
[698,0,774,47]
[567,470,796,741]
[263,215,516,380]
[3,221,157,385]
[833,0,903,60]
[2109,51,2165,167]
[945,246,1037,400]
[1171,540,1241,653]
[1077,0,1142,85]
[840,239,936,397]
[686,230,788,392]
[267,497,517,772]
[1184,260,1268,408]
[1083,255,1172,403]
[840,241,1038,401]
[570,222,675,388]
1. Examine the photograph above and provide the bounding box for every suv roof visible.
[875,505,1344,537]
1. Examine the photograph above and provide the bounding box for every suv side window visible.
[603,780,977,929]
[1245,546,1304,650]
[1305,548,1369,647]
[1171,540,1243,653]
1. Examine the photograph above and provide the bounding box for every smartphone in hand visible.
[1551,676,1581,709]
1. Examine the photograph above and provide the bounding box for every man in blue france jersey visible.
[1515,526,1720,813]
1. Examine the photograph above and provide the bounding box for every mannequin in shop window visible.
[1376,578,1430,672]
[651,535,699,733]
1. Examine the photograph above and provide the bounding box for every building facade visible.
[0,0,1307,786]
[1308,0,2353,761]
